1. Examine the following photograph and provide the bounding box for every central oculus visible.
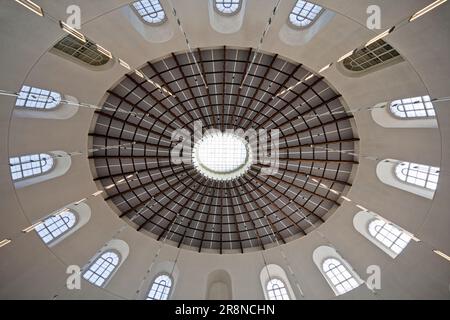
[192,132,252,181]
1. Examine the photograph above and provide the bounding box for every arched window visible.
[353,211,413,259]
[35,211,77,244]
[395,162,439,191]
[147,274,172,300]
[322,258,359,295]
[9,153,54,181]
[390,95,436,119]
[53,35,111,67]
[15,85,61,109]
[266,279,290,300]
[343,39,402,72]
[83,251,120,287]
[289,1,323,28]
[214,0,242,15]
[132,0,166,24]
[368,219,412,255]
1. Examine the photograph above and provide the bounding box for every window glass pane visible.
[322,258,359,295]
[343,39,401,72]
[132,0,166,24]
[390,95,436,118]
[53,35,110,66]
[395,161,440,191]
[15,85,61,109]
[35,211,77,244]
[368,219,412,255]
[289,1,323,28]
[83,251,120,286]
[266,279,290,300]
[147,274,172,300]
[9,153,54,181]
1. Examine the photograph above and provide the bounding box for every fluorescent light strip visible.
[92,190,104,197]
[22,221,44,233]
[340,196,352,202]
[135,70,145,79]
[337,49,356,62]
[365,26,395,47]
[319,63,333,73]
[433,250,450,262]
[409,0,447,22]
[14,0,43,16]
[0,239,12,248]
[356,204,368,211]
[96,44,112,59]
[59,21,86,43]
[74,198,87,205]
[118,58,130,70]
[304,74,314,81]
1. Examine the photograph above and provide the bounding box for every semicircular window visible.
[9,153,54,181]
[214,0,242,15]
[132,0,166,24]
[343,39,402,72]
[390,95,436,119]
[289,0,323,28]
[16,85,61,109]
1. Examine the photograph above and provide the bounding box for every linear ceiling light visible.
[14,0,43,16]
[409,0,447,22]
[433,250,450,262]
[319,63,333,73]
[0,239,12,248]
[22,221,44,233]
[118,58,130,70]
[96,44,112,59]
[59,21,86,43]
[365,26,396,47]
[337,49,356,62]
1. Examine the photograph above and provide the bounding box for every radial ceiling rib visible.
[89,47,357,254]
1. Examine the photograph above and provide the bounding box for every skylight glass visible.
[390,95,436,118]
[132,0,166,24]
[192,132,251,180]
[215,0,241,15]
[289,1,323,28]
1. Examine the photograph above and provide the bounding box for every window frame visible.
[389,95,436,119]
[15,85,62,110]
[82,250,121,287]
[265,277,291,300]
[368,218,412,255]
[395,161,439,191]
[213,0,242,16]
[52,35,111,67]
[321,257,359,295]
[35,210,78,245]
[147,273,173,300]
[288,0,324,29]
[342,39,402,73]
[131,0,167,26]
[9,153,55,182]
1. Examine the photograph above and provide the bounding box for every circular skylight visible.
[192,132,252,180]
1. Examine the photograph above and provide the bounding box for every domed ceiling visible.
[89,47,358,253]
